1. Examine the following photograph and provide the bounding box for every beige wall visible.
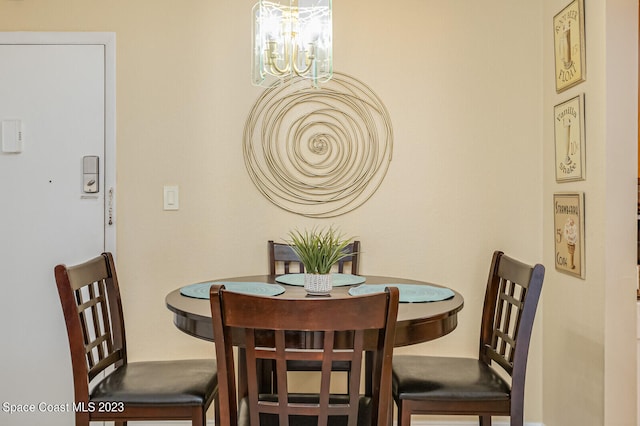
[542,0,638,425]
[2,0,637,424]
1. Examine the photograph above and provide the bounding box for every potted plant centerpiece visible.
[288,226,354,295]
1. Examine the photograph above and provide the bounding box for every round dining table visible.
[165,274,464,348]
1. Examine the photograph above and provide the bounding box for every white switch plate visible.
[163,185,179,210]
[1,119,23,153]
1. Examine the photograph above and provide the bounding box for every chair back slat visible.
[211,284,398,426]
[268,240,361,275]
[85,280,109,366]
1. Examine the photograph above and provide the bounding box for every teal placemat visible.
[348,284,454,303]
[275,273,366,287]
[180,282,285,299]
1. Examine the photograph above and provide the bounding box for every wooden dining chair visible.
[54,252,219,426]
[268,240,361,275]
[209,284,399,426]
[267,240,361,385]
[391,251,545,426]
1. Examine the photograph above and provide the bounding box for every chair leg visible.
[75,412,89,426]
[192,406,206,426]
[511,400,524,426]
[214,395,221,426]
[397,401,411,426]
[509,414,523,426]
[479,415,491,426]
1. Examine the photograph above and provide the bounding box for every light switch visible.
[1,119,23,153]
[163,185,179,210]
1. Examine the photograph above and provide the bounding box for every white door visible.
[0,33,115,426]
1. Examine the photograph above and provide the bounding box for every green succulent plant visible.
[287,226,354,275]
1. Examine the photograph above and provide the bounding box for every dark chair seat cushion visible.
[238,394,373,426]
[91,359,218,406]
[392,356,511,402]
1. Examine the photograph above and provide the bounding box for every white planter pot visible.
[304,273,333,295]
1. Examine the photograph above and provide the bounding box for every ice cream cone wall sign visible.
[554,192,585,278]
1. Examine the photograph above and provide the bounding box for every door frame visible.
[0,32,116,253]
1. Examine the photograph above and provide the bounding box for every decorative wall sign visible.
[554,94,585,182]
[553,0,586,92]
[554,192,585,278]
[243,72,393,218]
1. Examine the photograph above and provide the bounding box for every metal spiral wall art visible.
[243,72,393,218]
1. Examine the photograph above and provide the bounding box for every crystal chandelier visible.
[252,0,332,87]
